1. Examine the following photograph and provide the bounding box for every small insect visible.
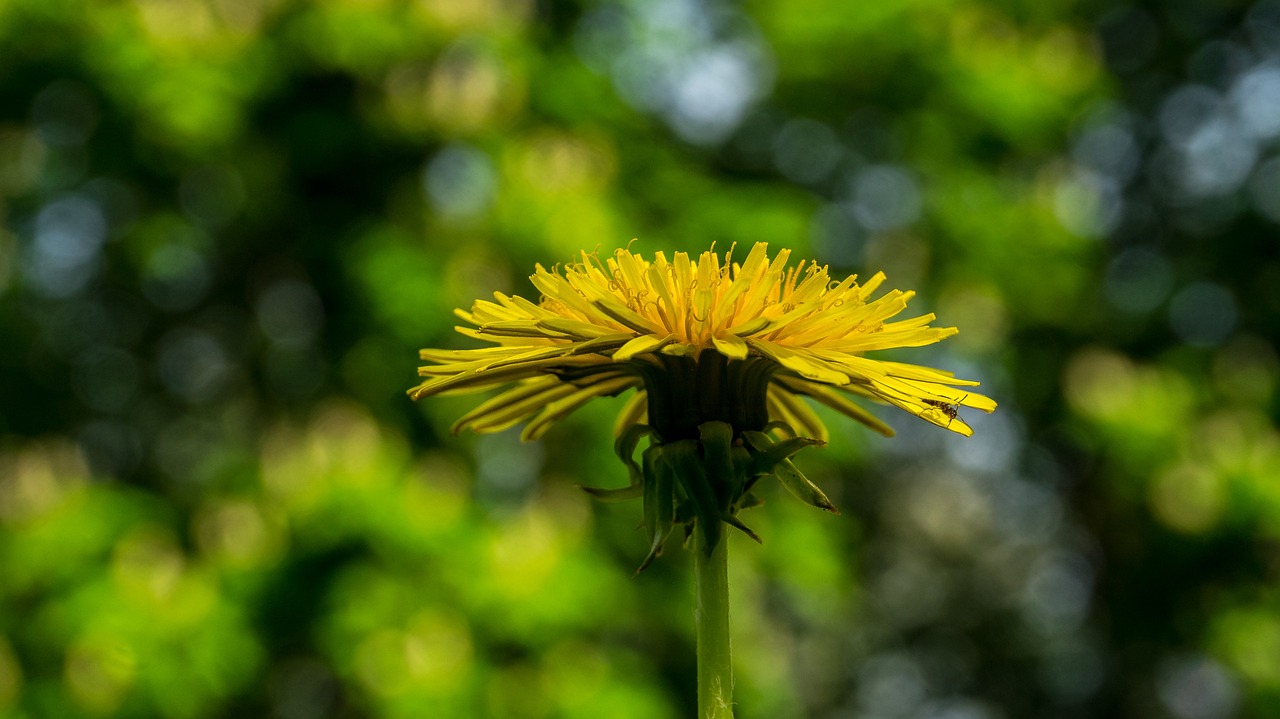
[923,398,960,422]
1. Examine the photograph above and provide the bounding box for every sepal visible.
[741,430,838,514]
[577,423,651,503]
[741,430,826,477]
[698,421,735,504]
[636,444,677,573]
[663,440,723,557]
[577,484,643,503]
[608,420,835,569]
[614,423,652,486]
[773,458,839,514]
[723,514,762,544]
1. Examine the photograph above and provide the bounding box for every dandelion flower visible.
[409,242,995,444]
[410,241,997,719]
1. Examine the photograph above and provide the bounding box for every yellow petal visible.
[594,298,665,334]
[747,338,849,385]
[773,376,894,437]
[614,334,672,361]
[452,378,579,434]
[612,390,649,437]
[536,317,619,339]
[521,376,637,441]
[711,333,749,360]
[767,386,829,441]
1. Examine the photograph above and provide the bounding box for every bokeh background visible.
[2,0,1279,717]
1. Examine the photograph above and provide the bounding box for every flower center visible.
[638,351,777,442]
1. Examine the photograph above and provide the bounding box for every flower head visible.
[409,243,995,443]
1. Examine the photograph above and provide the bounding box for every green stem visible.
[694,530,734,718]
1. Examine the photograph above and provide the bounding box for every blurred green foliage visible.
[1,0,1279,717]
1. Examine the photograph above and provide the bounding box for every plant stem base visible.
[694,531,734,718]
